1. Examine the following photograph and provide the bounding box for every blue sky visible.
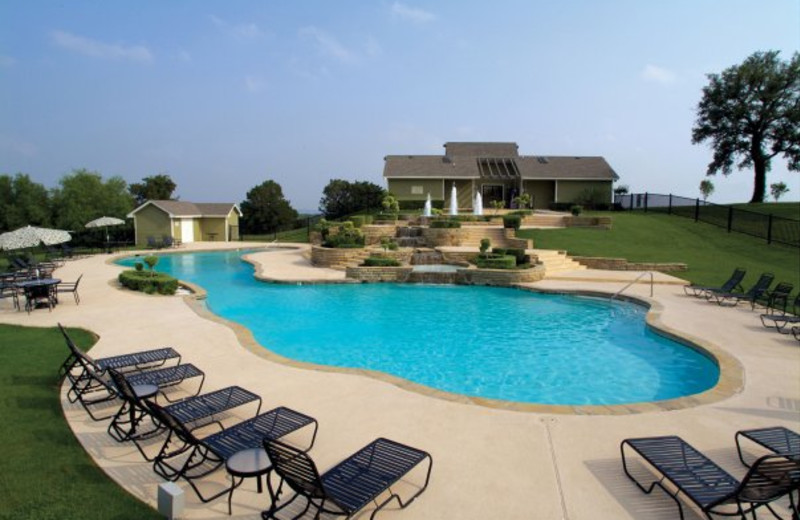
[1,1,798,210]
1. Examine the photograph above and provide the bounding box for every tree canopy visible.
[318,179,386,220]
[0,173,51,232]
[240,180,298,234]
[51,169,134,230]
[692,50,799,203]
[129,174,178,206]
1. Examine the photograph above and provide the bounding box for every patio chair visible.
[708,272,774,307]
[263,437,433,520]
[147,236,159,249]
[793,326,800,342]
[760,293,800,333]
[621,435,800,520]
[752,281,793,311]
[683,267,746,299]
[147,400,318,511]
[56,274,83,305]
[60,243,74,259]
[0,278,20,311]
[107,368,262,452]
[162,236,173,248]
[44,245,66,266]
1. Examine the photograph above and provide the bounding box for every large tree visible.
[51,169,134,230]
[240,180,298,234]
[129,173,178,206]
[692,50,799,203]
[318,179,386,219]
[0,173,51,232]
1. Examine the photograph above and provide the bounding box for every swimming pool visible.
[118,250,719,406]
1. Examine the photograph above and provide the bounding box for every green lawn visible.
[517,212,800,291]
[242,226,311,243]
[0,324,160,520]
[730,201,799,220]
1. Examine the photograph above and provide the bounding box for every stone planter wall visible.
[310,245,369,268]
[572,256,687,272]
[361,225,398,246]
[456,266,545,286]
[346,266,412,282]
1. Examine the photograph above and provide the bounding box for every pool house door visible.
[180,218,194,243]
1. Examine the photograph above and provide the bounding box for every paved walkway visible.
[1,242,798,519]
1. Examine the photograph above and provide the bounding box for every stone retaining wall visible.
[572,256,687,272]
[456,266,545,286]
[345,266,412,282]
[361,225,397,246]
[310,246,369,267]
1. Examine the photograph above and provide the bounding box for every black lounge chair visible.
[68,351,205,420]
[107,368,262,451]
[735,426,800,468]
[683,268,746,299]
[760,294,800,333]
[621,435,800,520]
[709,272,774,307]
[752,281,794,311]
[263,437,432,520]
[148,400,318,512]
[793,326,800,341]
[60,243,74,259]
[58,323,181,384]
[56,274,82,305]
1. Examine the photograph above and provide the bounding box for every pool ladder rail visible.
[610,271,654,300]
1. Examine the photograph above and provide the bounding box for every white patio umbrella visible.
[0,225,72,251]
[85,216,125,243]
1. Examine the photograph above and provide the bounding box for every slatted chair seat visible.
[148,401,318,509]
[263,437,432,519]
[736,426,800,467]
[621,435,800,520]
[760,294,800,333]
[166,386,261,426]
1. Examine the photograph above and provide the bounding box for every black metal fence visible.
[615,193,800,248]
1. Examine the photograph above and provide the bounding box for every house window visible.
[482,184,504,204]
[410,185,424,195]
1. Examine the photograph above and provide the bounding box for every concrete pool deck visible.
[1,241,798,519]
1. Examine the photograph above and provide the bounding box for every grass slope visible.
[518,212,800,291]
[730,202,800,221]
[0,325,160,520]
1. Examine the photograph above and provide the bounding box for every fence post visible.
[644,192,648,212]
[694,198,699,222]
[767,214,773,244]
[668,194,672,215]
[727,206,733,233]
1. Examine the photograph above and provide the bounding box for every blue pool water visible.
[118,250,719,406]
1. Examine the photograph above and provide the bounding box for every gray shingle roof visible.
[130,200,241,218]
[384,143,618,181]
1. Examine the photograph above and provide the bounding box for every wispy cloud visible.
[0,55,16,67]
[208,15,263,40]
[390,2,436,23]
[641,64,676,84]
[300,26,356,63]
[244,75,267,93]
[51,31,152,62]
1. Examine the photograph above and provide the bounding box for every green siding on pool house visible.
[127,200,242,246]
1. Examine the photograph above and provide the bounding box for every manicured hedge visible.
[502,215,521,230]
[118,270,179,295]
[429,219,461,228]
[472,255,517,269]
[362,256,401,267]
[492,248,530,266]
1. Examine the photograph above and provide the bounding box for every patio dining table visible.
[16,278,61,312]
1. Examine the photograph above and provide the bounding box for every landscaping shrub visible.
[429,219,462,228]
[549,202,573,211]
[571,205,583,216]
[350,215,365,228]
[502,215,521,230]
[480,238,491,257]
[373,212,396,221]
[472,254,517,269]
[119,270,178,295]
[362,256,401,267]
[363,214,374,225]
[492,247,530,265]
[323,221,365,248]
[134,262,144,272]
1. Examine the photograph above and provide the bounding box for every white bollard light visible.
[158,481,185,519]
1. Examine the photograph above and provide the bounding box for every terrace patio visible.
[1,241,797,519]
